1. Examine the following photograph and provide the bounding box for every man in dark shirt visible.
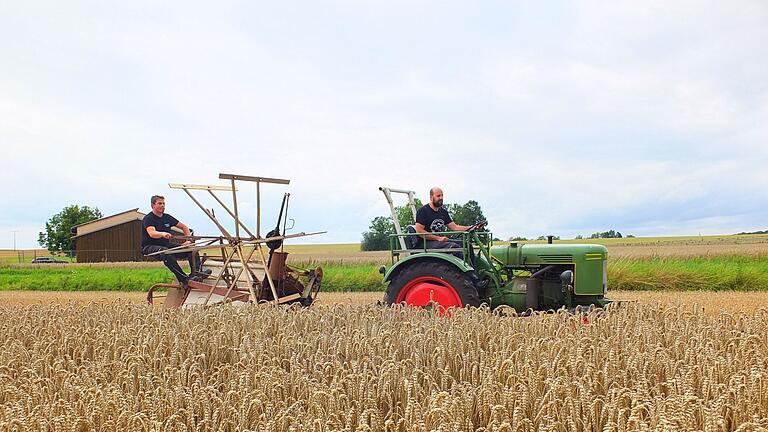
[415,187,471,255]
[141,195,203,286]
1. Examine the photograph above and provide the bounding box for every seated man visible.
[141,195,207,287]
[415,187,471,257]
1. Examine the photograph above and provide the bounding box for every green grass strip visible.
[3,256,768,292]
[0,267,173,291]
[0,265,385,292]
[608,256,768,291]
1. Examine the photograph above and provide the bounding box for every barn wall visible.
[74,220,146,262]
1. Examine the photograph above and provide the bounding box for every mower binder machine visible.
[147,173,325,308]
[379,187,611,311]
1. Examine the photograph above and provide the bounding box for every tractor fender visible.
[383,253,474,282]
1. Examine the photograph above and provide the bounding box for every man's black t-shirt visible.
[416,204,453,233]
[141,212,179,248]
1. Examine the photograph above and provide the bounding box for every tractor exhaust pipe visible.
[547,235,554,244]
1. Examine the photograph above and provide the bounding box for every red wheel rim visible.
[395,276,463,308]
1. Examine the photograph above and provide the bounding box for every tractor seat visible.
[404,225,422,249]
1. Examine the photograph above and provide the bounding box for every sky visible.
[1,1,767,248]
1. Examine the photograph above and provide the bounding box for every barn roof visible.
[71,209,144,238]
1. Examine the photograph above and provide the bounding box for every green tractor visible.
[378,187,611,311]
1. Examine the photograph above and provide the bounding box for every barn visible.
[71,209,147,262]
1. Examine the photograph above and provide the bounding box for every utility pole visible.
[11,230,19,264]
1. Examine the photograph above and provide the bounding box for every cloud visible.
[0,1,766,248]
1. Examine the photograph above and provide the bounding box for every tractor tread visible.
[385,260,480,307]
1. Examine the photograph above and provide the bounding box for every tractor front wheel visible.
[386,260,480,308]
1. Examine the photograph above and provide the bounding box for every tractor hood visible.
[491,243,608,267]
[491,243,609,296]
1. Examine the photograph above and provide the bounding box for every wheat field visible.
[1,300,767,431]
[4,290,768,316]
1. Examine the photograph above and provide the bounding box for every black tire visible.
[386,260,480,307]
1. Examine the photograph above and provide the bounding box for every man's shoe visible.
[191,269,212,280]
[180,278,190,291]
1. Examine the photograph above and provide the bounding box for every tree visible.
[446,200,486,226]
[38,205,102,253]
[395,199,423,229]
[575,235,584,240]
[589,230,623,239]
[360,216,394,251]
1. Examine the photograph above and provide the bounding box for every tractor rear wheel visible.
[386,260,480,308]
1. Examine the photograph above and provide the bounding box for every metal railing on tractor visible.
[387,230,495,265]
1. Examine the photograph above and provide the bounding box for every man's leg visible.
[448,239,475,263]
[424,240,464,259]
[143,245,189,284]
[181,250,211,279]
[191,251,200,273]
[178,251,198,274]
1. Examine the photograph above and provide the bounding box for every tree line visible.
[509,230,633,242]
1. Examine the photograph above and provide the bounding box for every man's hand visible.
[162,232,172,240]
[416,222,449,242]
[181,240,192,247]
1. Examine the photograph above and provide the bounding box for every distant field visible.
[506,233,768,246]
[289,233,768,249]
[281,240,768,263]
[0,249,49,258]
[286,233,768,260]
[4,233,768,265]
[282,243,361,253]
[0,249,74,265]
[266,234,768,263]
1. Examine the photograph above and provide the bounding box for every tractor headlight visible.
[560,270,573,285]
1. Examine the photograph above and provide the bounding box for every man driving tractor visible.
[415,187,472,253]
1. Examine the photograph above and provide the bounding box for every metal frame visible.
[379,187,418,253]
[147,173,324,306]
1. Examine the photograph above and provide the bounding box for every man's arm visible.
[146,226,172,240]
[447,222,470,232]
[415,223,449,242]
[176,221,191,236]
[175,221,192,245]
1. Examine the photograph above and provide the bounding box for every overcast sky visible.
[1,1,767,249]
